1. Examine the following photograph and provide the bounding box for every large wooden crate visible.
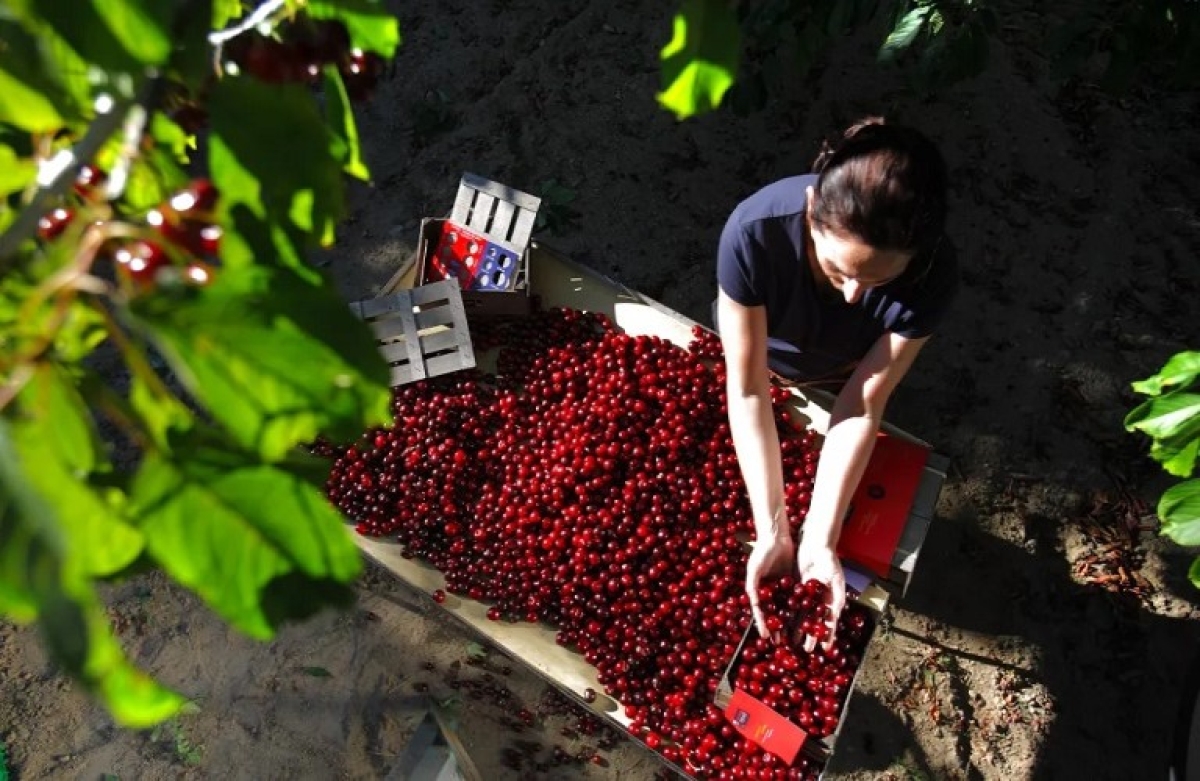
[354,240,950,778]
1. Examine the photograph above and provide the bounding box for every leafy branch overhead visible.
[0,0,399,726]
[659,0,1200,120]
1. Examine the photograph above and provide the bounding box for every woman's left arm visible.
[795,331,930,650]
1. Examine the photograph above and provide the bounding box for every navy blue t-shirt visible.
[716,174,958,382]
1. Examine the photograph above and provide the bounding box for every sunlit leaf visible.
[1131,351,1200,396]
[9,366,145,577]
[212,0,245,29]
[0,421,184,727]
[878,6,930,63]
[208,76,345,247]
[14,363,109,475]
[658,0,740,120]
[0,20,68,132]
[130,441,364,639]
[22,0,172,71]
[0,144,36,196]
[1160,479,1200,547]
[1126,392,1200,449]
[129,264,391,460]
[306,0,402,57]
[323,68,371,181]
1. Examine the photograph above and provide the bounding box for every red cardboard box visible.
[836,433,930,579]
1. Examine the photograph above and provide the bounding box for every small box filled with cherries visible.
[715,567,887,773]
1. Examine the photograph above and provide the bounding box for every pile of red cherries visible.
[321,307,875,780]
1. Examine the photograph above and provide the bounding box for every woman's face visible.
[805,187,913,304]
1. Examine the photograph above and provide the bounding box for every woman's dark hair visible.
[809,117,947,255]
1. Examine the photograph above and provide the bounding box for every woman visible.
[715,118,957,651]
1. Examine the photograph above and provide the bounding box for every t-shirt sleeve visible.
[890,240,960,339]
[716,212,764,307]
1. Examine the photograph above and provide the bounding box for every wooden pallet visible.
[349,279,475,387]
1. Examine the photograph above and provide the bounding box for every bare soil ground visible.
[3,1,1200,779]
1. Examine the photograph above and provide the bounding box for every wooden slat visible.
[377,340,416,365]
[490,199,516,240]
[510,208,538,249]
[356,291,410,320]
[418,326,468,355]
[414,305,456,330]
[388,363,417,385]
[410,280,459,306]
[424,350,473,376]
[466,193,495,233]
[395,303,425,381]
[450,186,476,226]
[369,316,412,342]
[461,172,542,213]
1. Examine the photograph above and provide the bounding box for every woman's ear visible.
[805,185,815,218]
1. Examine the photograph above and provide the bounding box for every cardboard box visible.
[715,568,889,769]
[837,433,932,584]
[382,173,541,319]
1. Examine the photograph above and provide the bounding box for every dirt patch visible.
[3,1,1200,779]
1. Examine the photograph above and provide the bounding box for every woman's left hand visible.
[795,539,846,653]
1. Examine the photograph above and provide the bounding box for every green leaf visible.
[0,144,36,196]
[208,76,346,246]
[1160,480,1200,546]
[465,641,489,661]
[0,420,185,727]
[212,0,245,29]
[1190,557,1200,590]
[22,0,173,72]
[300,665,332,678]
[14,363,109,475]
[129,264,391,460]
[322,68,371,181]
[120,144,192,214]
[1156,437,1200,480]
[130,442,364,639]
[10,366,145,578]
[878,6,930,63]
[658,0,741,120]
[150,113,193,163]
[129,374,195,449]
[306,0,402,57]
[1126,391,1200,443]
[0,20,68,132]
[1131,351,1200,396]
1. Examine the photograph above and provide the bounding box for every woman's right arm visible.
[717,289,795,638]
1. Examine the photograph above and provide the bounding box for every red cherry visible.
[114,240,170,285]
[74,165,106,200]
[169,179,218,215]
[36,207,74,241]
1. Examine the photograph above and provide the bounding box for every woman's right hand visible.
[745,533,795,641]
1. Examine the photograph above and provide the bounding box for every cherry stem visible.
[208,0,287,45]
